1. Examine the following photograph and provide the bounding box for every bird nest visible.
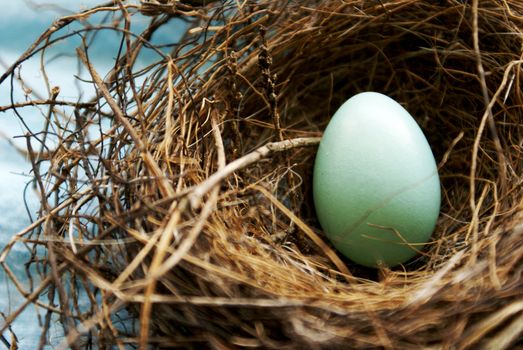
[1,0,523,349]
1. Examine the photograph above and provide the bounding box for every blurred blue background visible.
[1,3,103,346]
[0,1,184,347]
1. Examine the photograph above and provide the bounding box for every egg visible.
[313,92,440,268]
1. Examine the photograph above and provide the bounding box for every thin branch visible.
[471,0,507,193]
[139,110,227,349]
[77,47,175,198]
[0,1,124,85]
[0,99,95,113]
[189,137,321,207]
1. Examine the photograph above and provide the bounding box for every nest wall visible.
[1,0,523,349]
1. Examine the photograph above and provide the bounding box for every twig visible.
[253,185,352,279]
[37,285,56,350]
[0,1,124,85]
[0,187,94,263]
[139,111,227,349]
[48,244,80,350]
[77,48,175,198]
[258,25,282,141]
[470,0,507,200]
[189,137,321,207]
[482,311,523,350]
[457,300,523,349]
[0,99,95,112]
[468,57,523,262]
[0,334,9,349]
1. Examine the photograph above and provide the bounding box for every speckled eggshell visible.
[313,92,441,268]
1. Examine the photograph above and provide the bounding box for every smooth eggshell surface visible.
[313,92,441,268]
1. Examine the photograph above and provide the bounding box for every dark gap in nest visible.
[217,1,522,281]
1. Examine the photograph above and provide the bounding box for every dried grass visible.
[1,0,523,349]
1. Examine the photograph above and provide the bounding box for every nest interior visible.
[1,0,523,349]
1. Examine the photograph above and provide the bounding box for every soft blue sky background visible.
[0,2,102,346]
[0,1,160,347]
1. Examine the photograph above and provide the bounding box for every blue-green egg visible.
[313,92,441,268]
